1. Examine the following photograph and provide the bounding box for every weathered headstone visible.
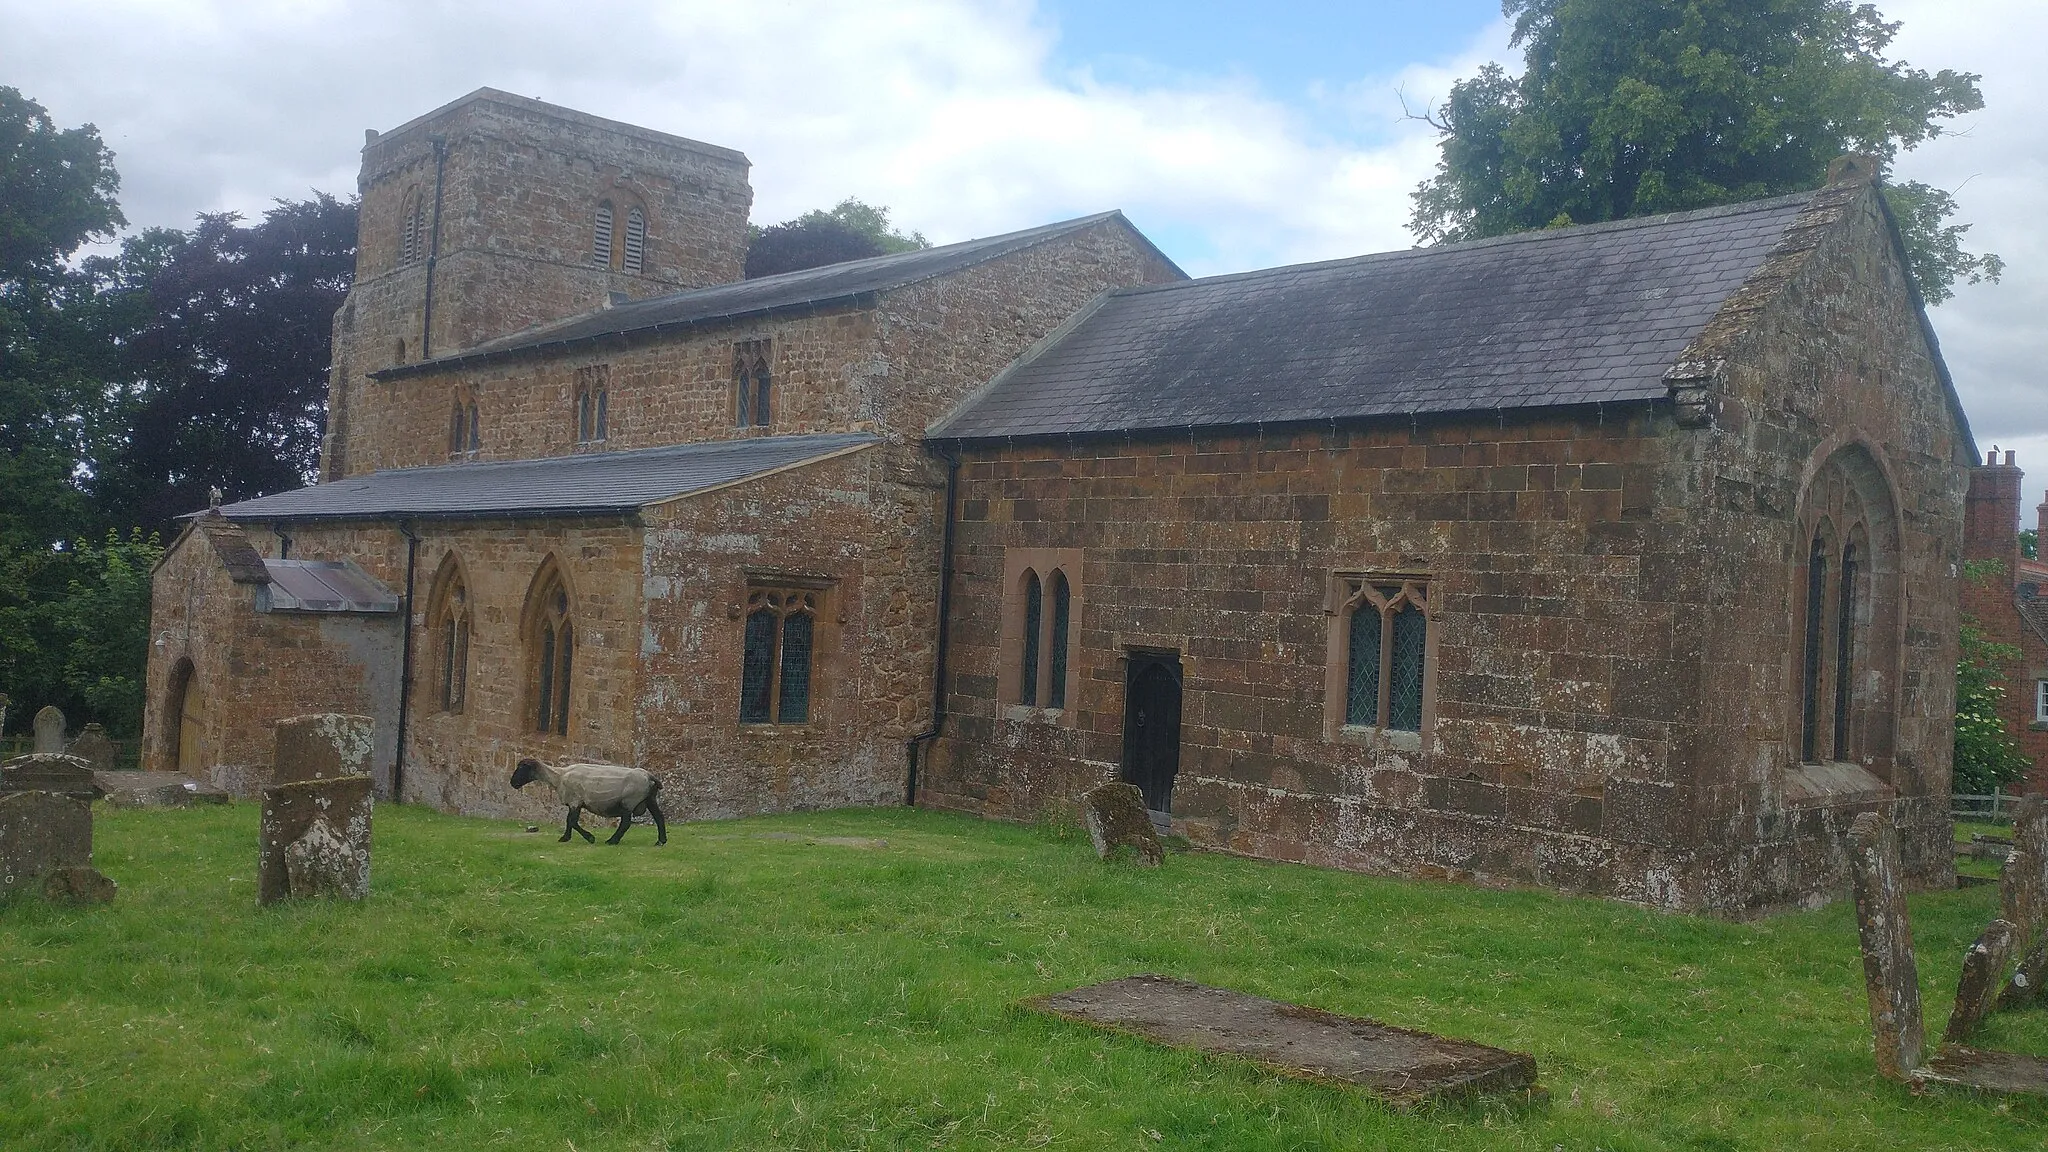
[1081,782,1163,867]
[67,723,115,774]
[1025,975,1541,1106]
[1995,799,2048,1010]
[1944,918,2017,1043]
[0,753,104,800]
[31,705,65,754]
[258,775,372,904]
[96,770,230,809]
[0,790,98,898]
[272,713,375,785]
[1846,811,1924,1080]
[2000,938,2048,1011]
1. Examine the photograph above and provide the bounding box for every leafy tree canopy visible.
[1954,621,2030,795]
[1410,0,2001,302]
[745,198,929,279]
[2022,527,2038,562]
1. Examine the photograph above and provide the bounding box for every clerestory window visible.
[734,339,772,428]
[448,395,480,458]
[574,365,609,445]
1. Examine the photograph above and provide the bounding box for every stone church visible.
[145,88,1977,915]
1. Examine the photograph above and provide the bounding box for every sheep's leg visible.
[563,805,595,844]
[607,811,631,845]
[646,797,668,846]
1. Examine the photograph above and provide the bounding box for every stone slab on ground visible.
[272,714,376,786]
[1846,811,1924,1081]
[258,775,372,905]
[1922,1045,2048,1096]
[96,771,231,808]
[1023,974,1539,1106]
[1081,782,1162,867]
[0,790,92,897]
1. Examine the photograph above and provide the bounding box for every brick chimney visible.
[1965,448,2024,580]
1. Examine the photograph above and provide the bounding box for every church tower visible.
[320,89,753,479]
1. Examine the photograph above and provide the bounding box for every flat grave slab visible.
[1023,974,1538,1106]
[1924,1045,2048,1096]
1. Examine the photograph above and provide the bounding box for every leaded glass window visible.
[734,340,772,428]
[1833,542,1858,758]
[1020,571,1042,706]
[436,577,469,714]
[1338,577,1430,734]
[529,578,573,736]
[1800,534,1828,763]
[575,365,609,445]
[1048,571,1071,709]
[740,587,820,725]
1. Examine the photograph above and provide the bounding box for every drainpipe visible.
[420,135,448,358]
[905,446,961,805]
[392,521,420,802]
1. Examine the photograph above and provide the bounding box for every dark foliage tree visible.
[90,195,356,537]
[745,198,929,279]
[1410,0,2001,302]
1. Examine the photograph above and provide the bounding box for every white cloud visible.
[2,0,2035,473]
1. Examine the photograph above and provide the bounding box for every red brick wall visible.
[1961,461,2048,793]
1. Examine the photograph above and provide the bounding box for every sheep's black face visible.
[510,759,541,790]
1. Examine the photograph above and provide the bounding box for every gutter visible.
[904,446,961,805]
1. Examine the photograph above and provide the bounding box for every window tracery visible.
[1340,577,1430,733]
[741,587,818,724]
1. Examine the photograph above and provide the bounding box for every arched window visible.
[592,202,614,268]
[733,340,772,428]
[622,207,646,273]
[399,187,426,265]
[429,558,471,714]
[1020,570,1042,706]
[740,587,818,724]
[575,365,609,445]
[1341,578,1430,733]
[1791,445,1899,771]
[526,565,574,737]
[1048,570,1071,710]
[450,394,481,457]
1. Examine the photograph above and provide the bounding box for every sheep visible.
[510,758,667,845]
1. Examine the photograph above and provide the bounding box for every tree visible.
[2023,528,2039,562]
[1410,0,2001,302]
[1955,621,2031,795]
[90,195,356,537]
[745,198,929,279]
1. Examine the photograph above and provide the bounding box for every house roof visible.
[376,212,1178,379]
[213,433,878,523]
[929,192,1825,440]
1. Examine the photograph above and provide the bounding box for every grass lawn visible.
[4,803,2045,1150]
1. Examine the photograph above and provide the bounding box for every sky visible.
[4,0,2043,501]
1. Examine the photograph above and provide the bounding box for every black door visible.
[1120,651,1182,819]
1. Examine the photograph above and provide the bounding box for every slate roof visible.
[930,192,1820,440]
[213,433,878,523]
[379,212,1173,378]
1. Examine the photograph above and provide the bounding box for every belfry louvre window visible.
[622,207,646,273]
[1340,577,1430,733]
[592,202,614,267]
[575,365,609,445]
[740,587,818,724]
[399,188,427,265]
[734,339,772,428]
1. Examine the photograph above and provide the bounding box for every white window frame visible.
[2036,679,2048,725]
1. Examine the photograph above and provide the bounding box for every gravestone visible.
[258,775,372,904]
[272,713,375,785]
[1846,811,1924,1080]
[0,790,110,901]
[31,705,65,754]
[41,865,116,905]
[1026,975,1540,1106]
[1081,782,1162,867]
[67,724,116,774]
[1997,800,2048,1010]
[1944,918,2017,1043]
[0,753,104,800]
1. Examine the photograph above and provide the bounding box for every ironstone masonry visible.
[142,93,1977,915]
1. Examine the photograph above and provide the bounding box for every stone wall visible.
[920,183,1967,917]
[345,217,1180,474]
[634,444,935,816]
